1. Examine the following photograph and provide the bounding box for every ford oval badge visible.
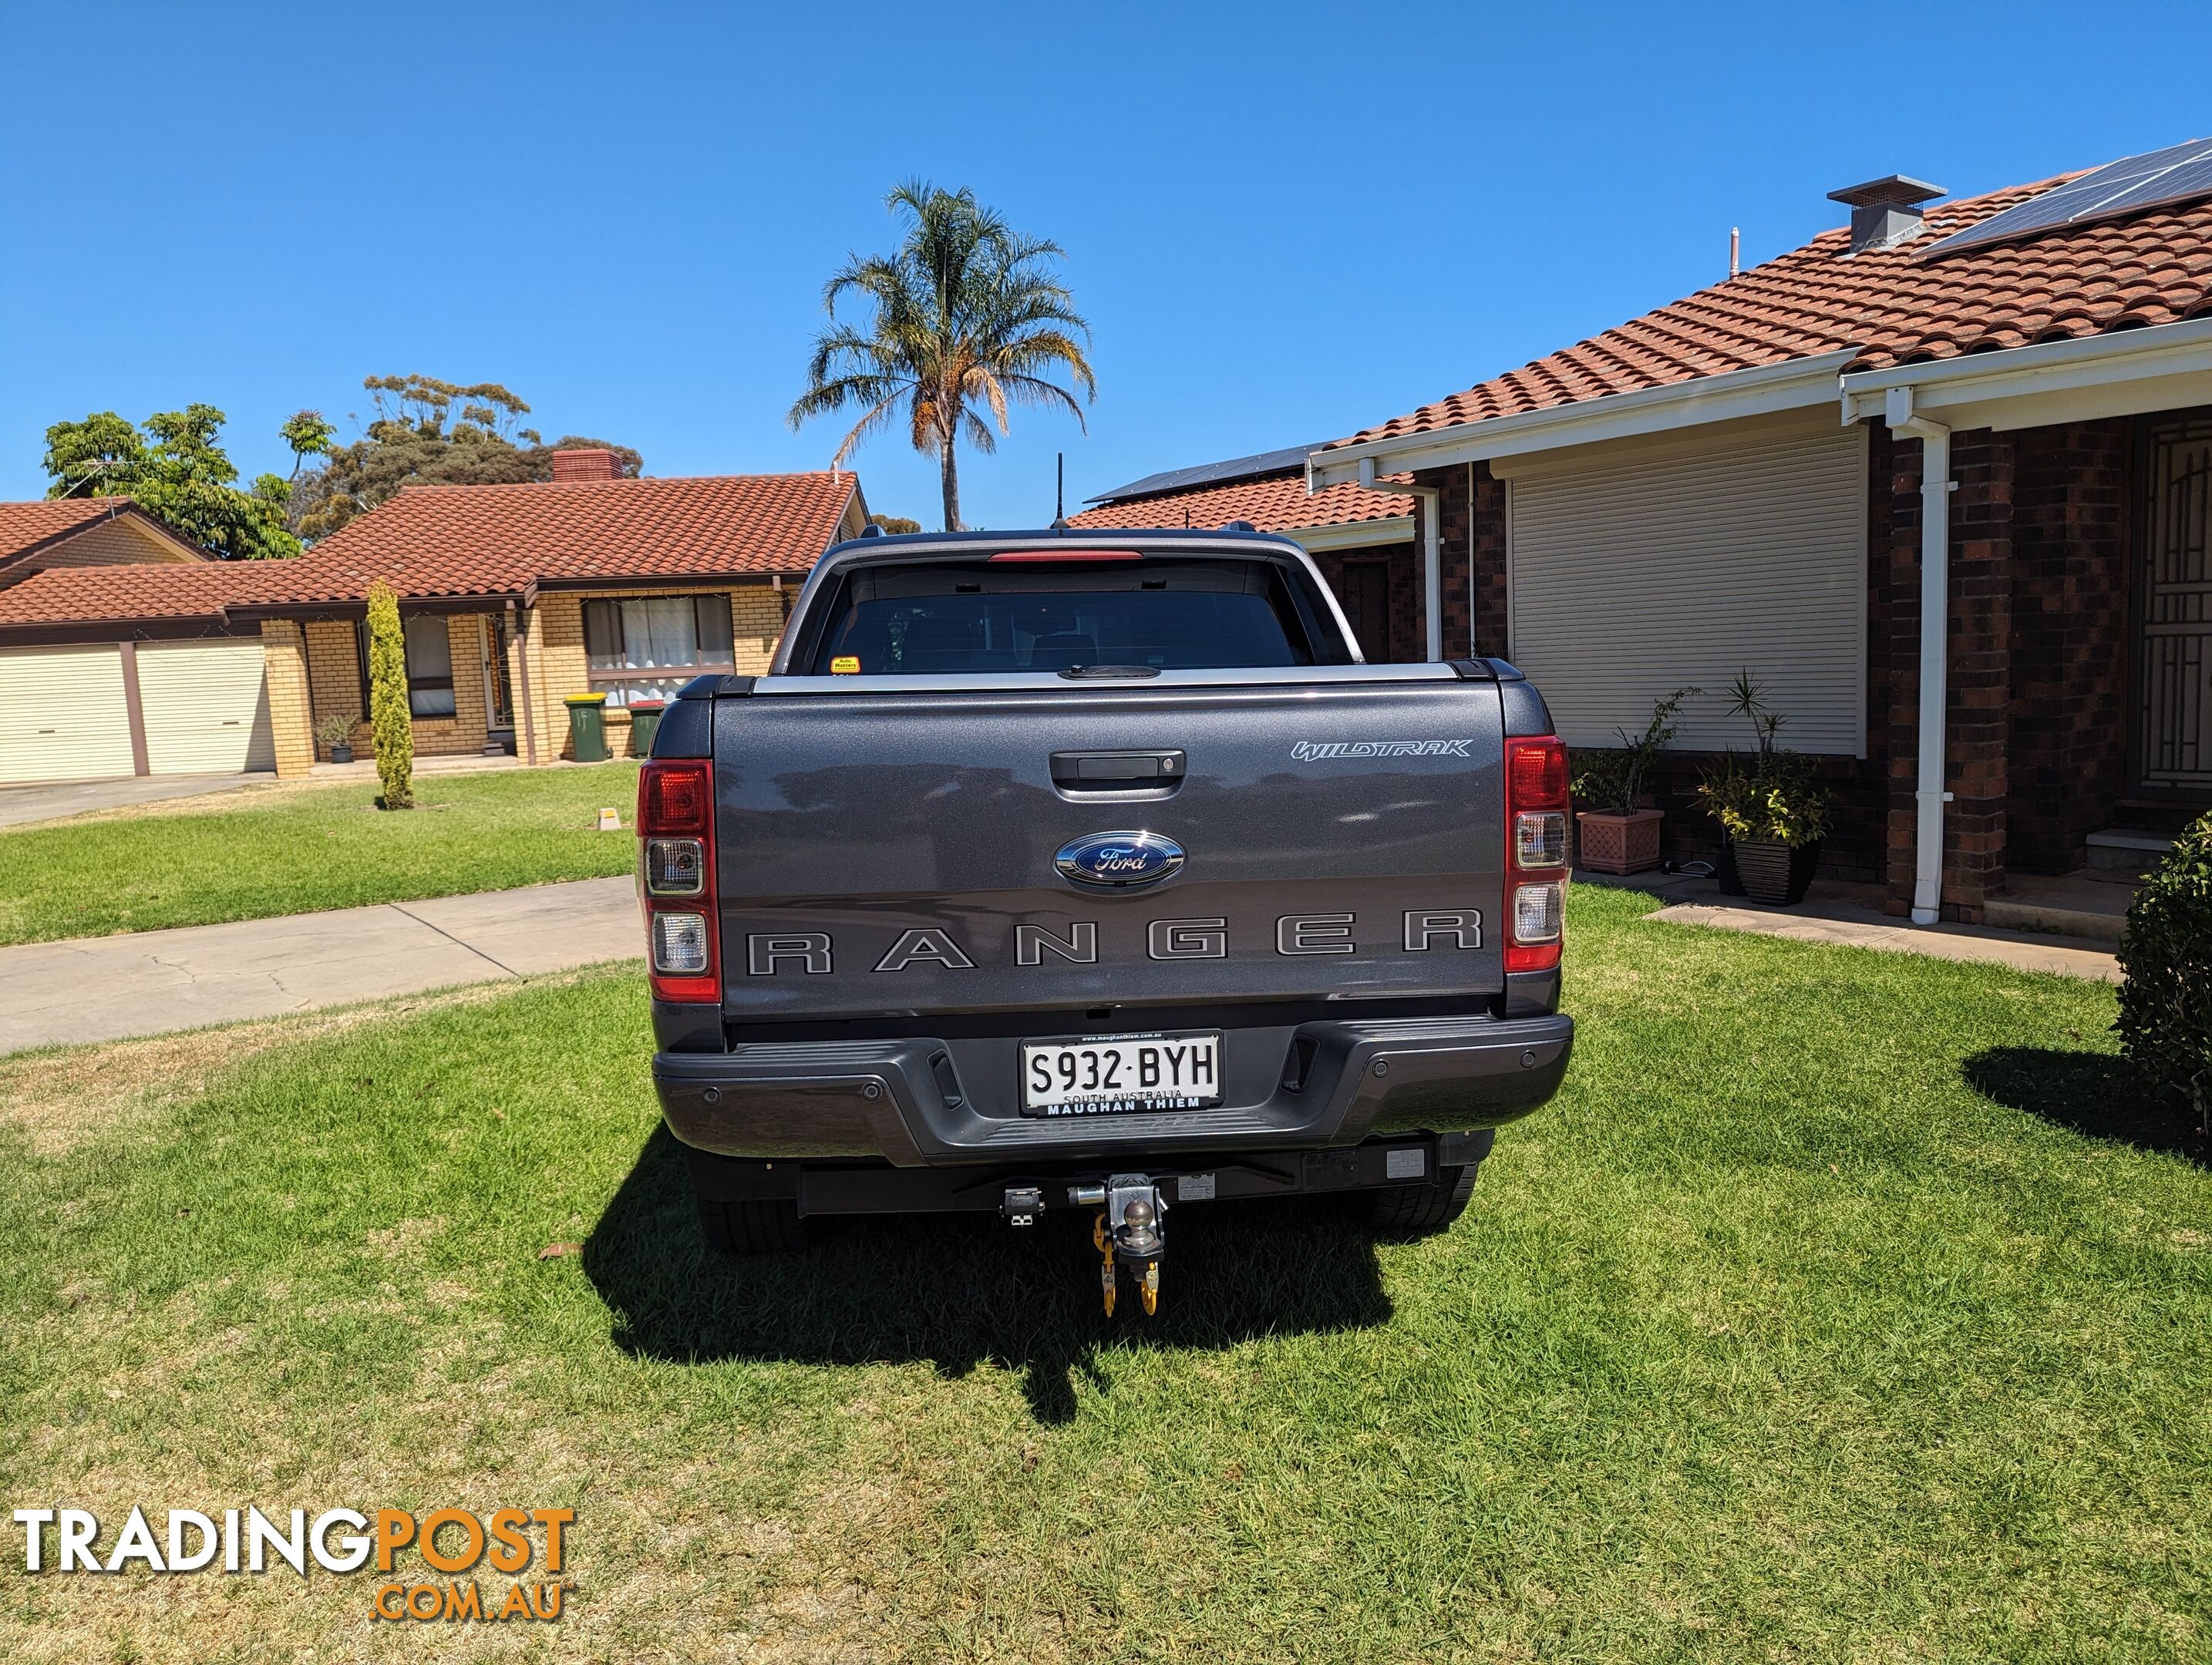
[1055,830,1185,889]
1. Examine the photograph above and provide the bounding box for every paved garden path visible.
[0,772,253,829]
[1651,899,2122,982]
[0,876,639,1054]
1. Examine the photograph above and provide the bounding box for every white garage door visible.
[136,639,277,775]
[1506,420,1870,756]
[0,645,135,785]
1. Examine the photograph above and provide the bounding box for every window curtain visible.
[402,616,456,718]
[580,594,736,705]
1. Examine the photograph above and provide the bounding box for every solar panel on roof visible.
[1925,136,2212,258]
[1083,442,1327,505]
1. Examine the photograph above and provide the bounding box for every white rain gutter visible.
[1839,314,2212,432]
[1884,385,1952,925]
[1308,351,1859,488]
[1311,456,1441,660]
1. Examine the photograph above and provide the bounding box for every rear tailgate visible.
[713,669,1507,1020]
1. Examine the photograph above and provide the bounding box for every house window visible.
[582,594,735,705]
[355,615,458,719]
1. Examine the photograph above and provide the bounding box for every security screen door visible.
[2139,414,2212,790]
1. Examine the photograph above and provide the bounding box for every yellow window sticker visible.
[830,655,861,674]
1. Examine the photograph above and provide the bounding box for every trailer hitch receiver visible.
[1072,1174,1167,1317]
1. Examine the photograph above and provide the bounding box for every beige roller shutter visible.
[136,639,277,775]
[0,645,135,784]
[1505,418,1869,756]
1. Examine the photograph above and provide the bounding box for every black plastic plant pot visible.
[1730,838,1821,906]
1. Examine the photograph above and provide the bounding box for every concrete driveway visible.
[0,876,642,1053]
[0,772,259,829]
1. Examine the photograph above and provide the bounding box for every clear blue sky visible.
[4,2,2208,530]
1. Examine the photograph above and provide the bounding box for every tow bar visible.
[1061,1176,1167,1316]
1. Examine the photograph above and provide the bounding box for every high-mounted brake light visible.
[638,759,719,1003]
[986,549,1145,563]
[1503,736,1568,974]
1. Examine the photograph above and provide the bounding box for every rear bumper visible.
[653,1011,1573,1167]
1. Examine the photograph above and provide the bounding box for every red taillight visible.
[638,758,719,1003]
[1503,736,1567,974]
[639,760,710,836]
[1510,740,1569,809]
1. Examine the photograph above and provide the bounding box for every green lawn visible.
[2,886,2207,1663]
[0,764,640,946]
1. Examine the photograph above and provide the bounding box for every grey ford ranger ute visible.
[638,525,1573,1314]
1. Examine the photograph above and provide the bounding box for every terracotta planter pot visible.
[1729,837,1822,906]
[1575,809,1665,874]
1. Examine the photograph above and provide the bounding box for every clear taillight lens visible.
[1513,882,1564,944]
[1515,810,1567,869]
[645,837,704,896]
[651,912,710,974]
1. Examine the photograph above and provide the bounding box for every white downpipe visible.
[1352,457,1442,661]
[1887,387,1951,925]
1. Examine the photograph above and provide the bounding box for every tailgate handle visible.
[1050,749,1185,790]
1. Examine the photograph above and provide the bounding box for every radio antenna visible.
[1050,452,1069,529]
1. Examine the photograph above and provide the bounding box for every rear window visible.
[803,556,1336,675]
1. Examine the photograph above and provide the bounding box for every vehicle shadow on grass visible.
[582,1127,1396,1423]
[1962,1045,2207,1167]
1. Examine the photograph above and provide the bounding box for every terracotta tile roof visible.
[0,498,205,567]
[254,471,860,604]
[0,472,861,634]
[1335,168,2212,448]
[1067,469,1414,534]
[0,562,262,626]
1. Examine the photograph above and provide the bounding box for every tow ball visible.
[1070,1176,1167,1317]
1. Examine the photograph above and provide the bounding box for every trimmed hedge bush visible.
[365,580,415,810]
[2116,809,2212,1129]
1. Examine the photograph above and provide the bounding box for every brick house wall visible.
[2005,420,2134,873]
[15,516,200,574]
[298,614,495,762]
[280,583,795,767]
[1305,542,1422,661]
[258,621,316,779]
[1878,415,2138,918]
[517,584,789,760]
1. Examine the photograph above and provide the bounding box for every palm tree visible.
[790,180,1096,531]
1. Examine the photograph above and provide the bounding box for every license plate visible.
[1019,1030,1223,1116]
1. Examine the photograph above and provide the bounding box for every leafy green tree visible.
[288,375,642,542]
[281,410,337,478]
[790,180,1096,532]
[41,404,300,559]
[365,581,415,810]
[870,513,922,535]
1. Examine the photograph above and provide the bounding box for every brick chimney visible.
[550,447,622,483]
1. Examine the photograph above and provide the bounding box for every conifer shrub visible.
[365,580,414,810]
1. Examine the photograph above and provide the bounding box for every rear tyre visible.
[1362,1162,1479,1236]
[696,1196,812,1256]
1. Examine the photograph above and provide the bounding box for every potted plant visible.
[1696,672,1832,906]
[315,711,360,765]
[1571,687,1695,874]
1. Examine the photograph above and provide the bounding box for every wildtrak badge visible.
[1291,738,1473,760]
